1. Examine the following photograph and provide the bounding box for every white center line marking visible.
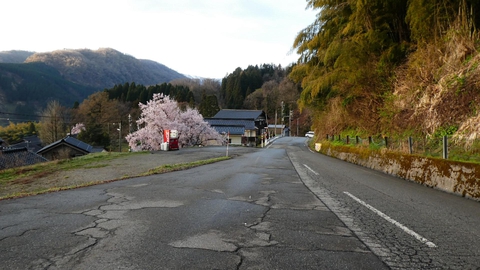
[303,164,319,175]
[344,191,437,248]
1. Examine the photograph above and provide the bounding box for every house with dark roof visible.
[205,110,267,146]
[268,124,286,137]
[37,136,104,160]
[8,135,44,153]
[0,147,47,170]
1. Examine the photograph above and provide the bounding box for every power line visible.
[0,111,57,119]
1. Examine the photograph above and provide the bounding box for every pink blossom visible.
[126,94,222,151]
[70,123,85,135]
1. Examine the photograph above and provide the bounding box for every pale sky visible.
[1,0,317,79]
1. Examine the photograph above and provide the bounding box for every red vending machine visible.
[169,130,179,150]
[162,129,179,151]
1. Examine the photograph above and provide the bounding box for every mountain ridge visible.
[0,48,187,124]
[0,50,34,63]
[24,48,186,89]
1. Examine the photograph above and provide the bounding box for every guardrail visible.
[324,134,480,163]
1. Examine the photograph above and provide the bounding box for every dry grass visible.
[391,17,480,138]
[0,152,230,200]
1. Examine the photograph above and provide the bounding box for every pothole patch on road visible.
[99,200,184,211]
[169,231,238,252]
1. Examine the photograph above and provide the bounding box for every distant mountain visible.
[0,48,187,124]
[24,48,186,89]
[0,62,97,123]
[0,50,34,63]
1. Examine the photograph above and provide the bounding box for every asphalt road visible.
[284,137,480,269]
[1,137,479,269]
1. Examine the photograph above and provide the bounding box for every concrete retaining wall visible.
[315,143,480,201]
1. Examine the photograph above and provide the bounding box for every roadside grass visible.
[0,155,231,200]
[141,156,230,176]
[0,151,146,186]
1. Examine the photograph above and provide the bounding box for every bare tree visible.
[38,100,69,144]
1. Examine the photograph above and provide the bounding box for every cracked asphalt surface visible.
[2,136,480,269]
[0,138,387,269]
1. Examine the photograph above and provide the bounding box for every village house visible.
[205,110,268,146]
[267,124,286,137]
[0,147,47,170]
[37,136,104,160]
[8,135,44,153]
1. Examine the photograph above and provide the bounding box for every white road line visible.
[344,191,437,248]
[288,151,391,258]
[303,164,319,175]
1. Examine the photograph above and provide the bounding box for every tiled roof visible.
[213,110,264,120]
[9,135,44,153]
[64,136,94,152]
[0,147,47,170]
[206,119,257,130]
[37,136,95,155]
[211,126,245,135]
[206,110,266,137]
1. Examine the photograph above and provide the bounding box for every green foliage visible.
[198,91,220,117]
[292,0,480,137]
[0,62,97,124]
[406,0,480,43]
[77,123,110,147]
[0,48,188,126]
[221,64,281,109]
[105,82,194,106]
[0,122,38,144]
[433,126,458,138]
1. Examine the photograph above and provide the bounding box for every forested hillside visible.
[0,62,96,123]
[25,48,186,89]
[0,50,34,63]
[291,0,480,144]
[0,48,186,125]
[220,64,311,135]
[105,82,195,107]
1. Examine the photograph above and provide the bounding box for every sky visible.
[1,0,317,79]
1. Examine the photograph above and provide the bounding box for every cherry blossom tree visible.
[176,107,222,147]
[126,94,221,151]
[70,123,85,135]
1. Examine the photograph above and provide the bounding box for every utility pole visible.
[289,110,292,136]
[274,110,277,137]
[117,122,122,152]
[281,101,284,125]
[281,101,284,136]
[296,118,299,137]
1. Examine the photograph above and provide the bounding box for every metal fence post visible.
[443,136,448,159]
[346,135,350,144]
[384,137,388,148]
[368,136,372,145]
[356,136,359,144]
[408,137,413,154]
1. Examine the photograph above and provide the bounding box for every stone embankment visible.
[315,143,480,201]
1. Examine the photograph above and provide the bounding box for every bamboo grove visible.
[290,0,480,139]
